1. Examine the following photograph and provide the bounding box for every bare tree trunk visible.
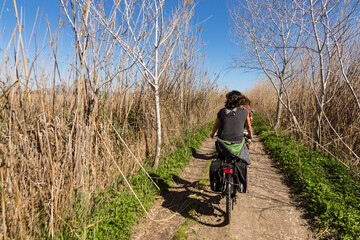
[275,84,283,129]
[153,85,162,169]
[314,77,326,148]
[309,0,329,150]
[152,1,161,169]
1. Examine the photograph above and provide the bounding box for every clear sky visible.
[194,0,261,92]
[0,0,261,92]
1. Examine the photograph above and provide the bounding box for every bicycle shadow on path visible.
[191,147,216,160]
[131,137,229,240]
[160,175,228,228]
[150,146,228,228]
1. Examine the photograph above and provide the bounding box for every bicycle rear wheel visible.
[225,173,232,224]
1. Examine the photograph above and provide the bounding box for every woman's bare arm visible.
[210,118,220,138]
[245,115,253,138]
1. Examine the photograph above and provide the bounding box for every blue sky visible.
[195,0,261,91]
[0,0,261,92]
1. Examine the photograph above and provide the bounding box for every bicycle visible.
[213,136,251,224]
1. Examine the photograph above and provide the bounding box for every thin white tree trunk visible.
[275,84,283,129]
[153,85,162,169]
[153,1,161,169]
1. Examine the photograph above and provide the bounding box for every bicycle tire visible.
[225,173,232,224]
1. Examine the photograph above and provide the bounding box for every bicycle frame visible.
[221,158,237,224]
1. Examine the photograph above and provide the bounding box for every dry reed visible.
[0,1,224,238]
[247,73,360,168]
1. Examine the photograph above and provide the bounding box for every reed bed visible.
[246,75,360,169]
[0,59,223,239]
[0,1,224,238]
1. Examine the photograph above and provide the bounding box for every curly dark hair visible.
[239,95,251,106]
[225,90,243,109]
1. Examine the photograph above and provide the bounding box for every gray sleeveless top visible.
[217,107,248,142]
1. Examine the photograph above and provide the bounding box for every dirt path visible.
[131,135,314,240]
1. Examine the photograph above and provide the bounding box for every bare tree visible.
[0,0,218,237]
[297,0,360,147]
[86,0,194,169]
[230,0,303,130]
[328,1,360,112]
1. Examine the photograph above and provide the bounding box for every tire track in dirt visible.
[131,135,313,240]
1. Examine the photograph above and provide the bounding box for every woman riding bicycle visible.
[210,90,253,146]
[210,91,253,194]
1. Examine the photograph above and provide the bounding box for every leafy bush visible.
[253,113,360,239]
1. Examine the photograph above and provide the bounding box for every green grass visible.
[253,113,360,239]
[196,161,212,190]
[195,153,216,191]
[56,123,213,239]
[172,206,198,240]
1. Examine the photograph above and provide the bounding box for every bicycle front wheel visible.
[225,173,232,224]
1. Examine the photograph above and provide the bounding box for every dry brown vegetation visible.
[234,0,360,171]
[0,0,224,238]
[246,76,360,168]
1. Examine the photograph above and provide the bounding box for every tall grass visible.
[0,2,223,238]
[246,75,360,170]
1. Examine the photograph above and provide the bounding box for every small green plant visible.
[172,202,198,240]
[253,113,360,239]
[196,161,212,190]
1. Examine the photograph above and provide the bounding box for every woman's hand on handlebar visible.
[245,133,252,139]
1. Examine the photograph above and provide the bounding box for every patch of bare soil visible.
[131,135,314,240]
